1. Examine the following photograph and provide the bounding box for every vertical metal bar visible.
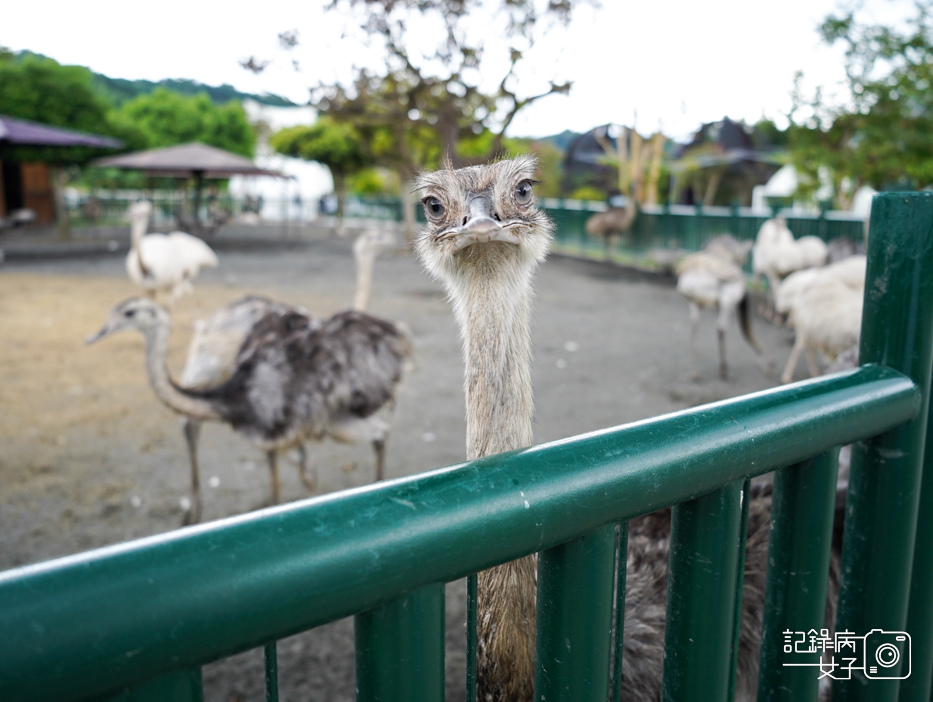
[354,584,445,702]
[466,574,477,702]
[834,192,933,702]
[728,478,752,702]
[264,642,278,702]
[901,363,933,702]
[758,451,839,702]
[534,524,616,702]
[611,522,629,702]
[105,668,203,702]
[662,481,744,702]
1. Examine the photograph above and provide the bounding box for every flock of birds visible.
[77,173,862,700]
[675,214,866,385]
[88,201,408,524]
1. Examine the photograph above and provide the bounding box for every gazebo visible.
[0,115,122,223]
[93,143,286,232]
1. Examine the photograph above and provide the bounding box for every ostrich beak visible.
[441,195,522,252]
[85,320,119,345]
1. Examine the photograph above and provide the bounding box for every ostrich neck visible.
[458,266,535,460]
[142,323,222,421]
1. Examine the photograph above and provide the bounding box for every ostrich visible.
[676,237,767,381]
[415,156,552,701]
[585,200,637,258]
[415,158,841,700]
[175,295,314,524]
[352,227,398,312]
[126,201,219,304]
[752,215,828,315]
[87,297,412,520]
[776,256,865,384]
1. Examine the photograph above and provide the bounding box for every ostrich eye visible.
[123,309,136,318]
[422,196,446,221]
[513,180,535,206]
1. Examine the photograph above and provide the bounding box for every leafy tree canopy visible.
[789,1,933,206]
[111,88,256,156]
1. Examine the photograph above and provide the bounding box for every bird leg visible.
[266,450,281,505]
[296,444,317,492]
[805,346,821,378]
[781,333,807,384]
[373,438,386,482]
[688,302,701,381]
[182,417,203,525]
[717,326,728,380]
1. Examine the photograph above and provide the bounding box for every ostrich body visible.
[752,216,828,315]
[415,156,552,701]
[676,238,766,380]
[177,295,313,523]
[126,201,218,303]
[88,297,411,520]
[585,202,637,258]
[776,256,865,384]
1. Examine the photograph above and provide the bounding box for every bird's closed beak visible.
[440,195,522,252]
[85,323,114,345]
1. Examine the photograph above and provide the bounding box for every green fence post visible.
[611,522,629,702]
[834,192,933,702]
[662,481,744,701]
[901,362,933,702]
[535,524,616,701]
[758,451,839,702]
[354,584,445,702]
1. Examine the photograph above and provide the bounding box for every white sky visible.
[1,0,915,142]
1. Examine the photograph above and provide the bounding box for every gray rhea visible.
[177,295,314,524]
[87,297,411,520]
[414,157,840,701]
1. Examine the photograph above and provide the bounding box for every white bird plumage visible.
[126,201,219,303]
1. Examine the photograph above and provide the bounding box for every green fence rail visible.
[541,199,867,266]
[1,193,932,702]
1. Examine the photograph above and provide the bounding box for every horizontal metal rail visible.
[0,364,919,702]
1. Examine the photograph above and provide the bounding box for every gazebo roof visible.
[0,115,123,149]
[92,142,286,178]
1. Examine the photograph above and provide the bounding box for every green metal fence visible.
[2,193,932,702]
[543,199,867,267]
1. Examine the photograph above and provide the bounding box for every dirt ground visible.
[0,231,798,701]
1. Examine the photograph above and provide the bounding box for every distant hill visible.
[13,50,296,108]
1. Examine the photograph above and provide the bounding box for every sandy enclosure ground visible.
[0,234,798,701]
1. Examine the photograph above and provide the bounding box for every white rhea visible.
[676,234,769,381]
[125,201,218,305]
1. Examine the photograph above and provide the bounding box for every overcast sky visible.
[2,0,914,141]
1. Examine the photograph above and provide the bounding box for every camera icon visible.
[864,629,911,679]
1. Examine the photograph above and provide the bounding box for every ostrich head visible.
[414,155,553,289]
[86,297,170,345]
[128,200,153,223]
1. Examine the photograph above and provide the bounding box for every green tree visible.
[111,88,256,156]
[789,2,933,207]
[270,117,369,227]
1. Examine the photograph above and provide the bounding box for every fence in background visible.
[1,193,931,702]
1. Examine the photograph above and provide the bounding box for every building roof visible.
[0,115,123,149]
[92,142,285,178]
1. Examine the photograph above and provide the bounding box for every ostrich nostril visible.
[462,216,468,226]
[493,212,502,222]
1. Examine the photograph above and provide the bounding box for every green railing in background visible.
[541,199,867,267]
[1,193,931,702]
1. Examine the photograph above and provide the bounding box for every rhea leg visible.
[688,302,701,381]
[373,439,386,481]
[296,444,317,492]
[266,450,281,505]
[781,333,807,384]
[805,346,821,378]
[182,417,203,525]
